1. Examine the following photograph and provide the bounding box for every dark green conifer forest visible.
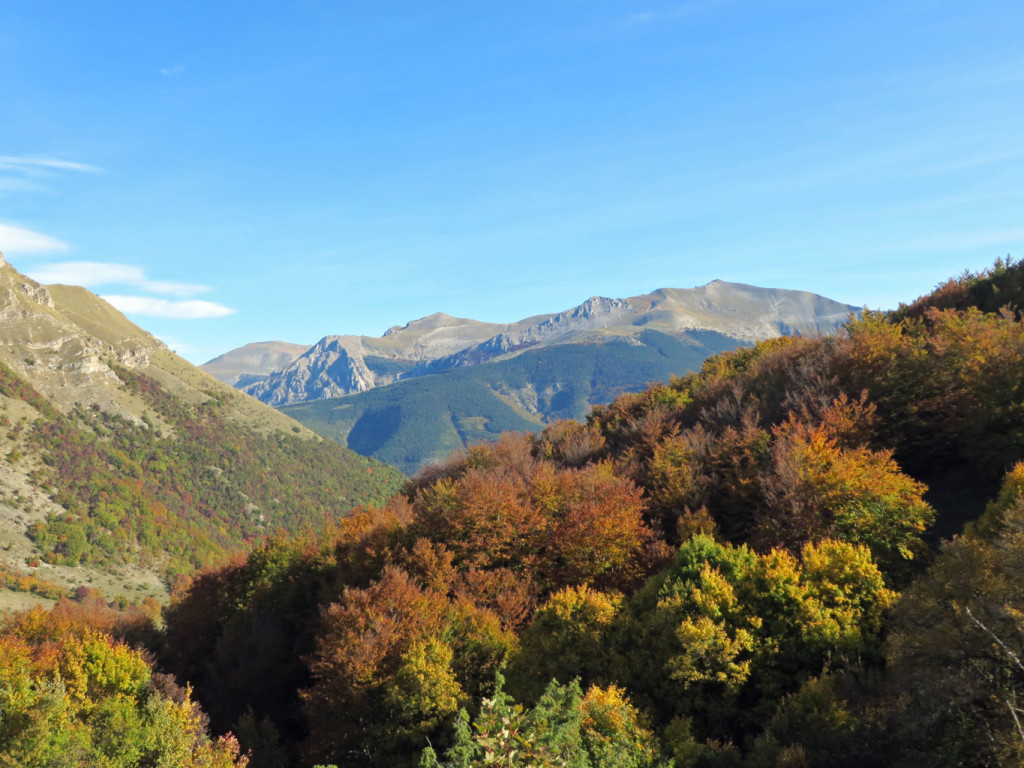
[5,259,1024,767]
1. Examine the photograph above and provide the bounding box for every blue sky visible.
[1,1,1023,363]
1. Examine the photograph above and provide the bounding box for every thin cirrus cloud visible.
[102,296,236,320]
[0,155,101,212]
[27,261,210,297]
[0,155,102,174]
[0,223,70,255]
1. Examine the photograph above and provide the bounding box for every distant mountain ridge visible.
[221,281,858,407]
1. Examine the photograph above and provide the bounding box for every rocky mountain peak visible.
[569,296,628,319]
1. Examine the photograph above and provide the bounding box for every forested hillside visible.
[0,255,405,606]
[5,259,1024,767]
[281,330,742,473]
[17,363,402,577]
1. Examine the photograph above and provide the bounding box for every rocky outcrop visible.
[421,297,633,372]
[243,340,377,406]
[17,281,54,309]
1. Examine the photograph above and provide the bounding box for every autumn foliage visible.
[8,258,1024,767]
[0,600,246,768]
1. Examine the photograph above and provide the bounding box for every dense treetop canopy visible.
[7,259,1024,767]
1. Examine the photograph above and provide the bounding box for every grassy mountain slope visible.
[281,329,742,473]
[281,370,543,474]
[0,255,404,610]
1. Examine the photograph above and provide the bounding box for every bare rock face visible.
[0,268,129,404]
[244,341,375,406]
[17,281,54,309]
[229,281,859,408]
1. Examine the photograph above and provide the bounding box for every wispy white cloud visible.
[0,223,70,255]
[27,261,210,297]
[0,159,237,324]
[101,295,235,319]
[0,154,102,215]
[0,156,101,262]
[0,156,102,174]
[160,64,185,77]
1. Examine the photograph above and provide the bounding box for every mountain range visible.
[205,282,859,473]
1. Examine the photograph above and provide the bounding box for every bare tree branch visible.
[1007,699,1024,746]
[965,605,1024,674]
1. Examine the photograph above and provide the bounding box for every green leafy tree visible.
[0,623,247,768]
[618,535,893,742]
[508,585,622,703]
[420,674,668,768]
